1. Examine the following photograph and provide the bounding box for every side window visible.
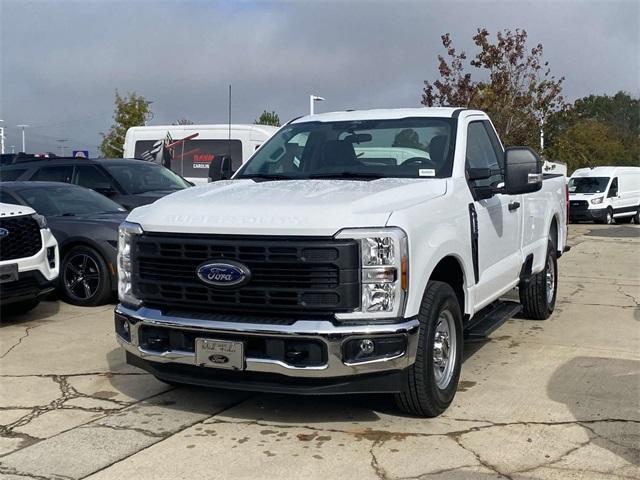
[0,191,19,205]
[0,168,27,181]
[74,166,112,189]
[31,165,73,183]
[466,121,502,188]
[608,177,618,197]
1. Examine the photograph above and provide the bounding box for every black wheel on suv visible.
[520,240,557,320]
[61,245,112,306]
[395,281,463,417]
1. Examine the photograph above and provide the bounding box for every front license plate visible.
[195,338,244,371]
[0,264,18,284]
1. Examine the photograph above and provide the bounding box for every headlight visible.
[335,227,408,321]
[31,213,48,229]
[591,197,603,205]
[118,221,143,307]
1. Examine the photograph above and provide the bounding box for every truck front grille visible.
[0,215,42,261]
[132,233,360,316]
[570,200,589,210]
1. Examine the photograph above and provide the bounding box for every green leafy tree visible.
[546,120,626,172]
[422,28,565,148]
[100,91,152,157]
[546,91,639,170]
[255,110,280,126]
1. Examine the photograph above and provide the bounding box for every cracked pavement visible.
[0,223,638,480]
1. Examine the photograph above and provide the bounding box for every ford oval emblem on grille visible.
[196,260,251,288]
[0,228,8,239]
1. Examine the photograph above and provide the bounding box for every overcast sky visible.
[1,0,638,155]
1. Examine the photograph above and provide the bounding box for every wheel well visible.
[550,217,558,251]
[429,256,465,313]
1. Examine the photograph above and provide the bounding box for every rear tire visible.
[395,281,463,417]
[520,241,557,320]
[61,246,112,306]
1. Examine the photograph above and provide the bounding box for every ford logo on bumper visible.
[0,228,8,239]
[196,260,251,287]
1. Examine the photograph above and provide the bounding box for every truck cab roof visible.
[292,107,484,123]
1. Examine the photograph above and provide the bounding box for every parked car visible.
[0,201,59,314]
[114,107,569,417]
[124,124,279,185]
[0,182,128,306]
[0,157,191,210]
[569,166,640,224]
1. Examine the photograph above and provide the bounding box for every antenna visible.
[227,84,232,158]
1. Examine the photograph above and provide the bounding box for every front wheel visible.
[520,241,557,320]
[633,209,640,224]
[61,246,112,306]
[395,281,463,417]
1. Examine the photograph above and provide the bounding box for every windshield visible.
[236,118,456,180]
[16,186,126,216]
[103,162,190,194]
[569,177,610,194]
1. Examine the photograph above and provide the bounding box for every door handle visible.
[508,201,520,211]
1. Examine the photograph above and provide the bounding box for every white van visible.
[569,166,640,224]
[123,124,279,184]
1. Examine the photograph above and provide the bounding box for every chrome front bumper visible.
[115,305,420,379]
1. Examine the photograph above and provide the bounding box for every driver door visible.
[466,121,523,308]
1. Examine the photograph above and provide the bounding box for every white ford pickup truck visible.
[115,108,568,417]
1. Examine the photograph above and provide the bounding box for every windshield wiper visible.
[308,171,385,180]
[239,173,297,181]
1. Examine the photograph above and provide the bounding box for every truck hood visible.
[0,202,35,217]
[127,178,447,235]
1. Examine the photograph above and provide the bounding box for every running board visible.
[464,301,522,342]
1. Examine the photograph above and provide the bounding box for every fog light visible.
[47,247,56,268]
[359,339,375,355]
[343,336,407,364]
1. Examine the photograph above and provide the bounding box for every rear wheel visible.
[395,281,463,417]
[61,246,112,306]
[520,241,557,320]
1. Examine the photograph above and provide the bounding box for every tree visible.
[100,91,152,157]
[173,118,194,125]
[422,29,565,148]
[255,110,280,126]
[545,120,626,172]
[545,92,639,171]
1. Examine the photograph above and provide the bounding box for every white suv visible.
[0,202,59,314]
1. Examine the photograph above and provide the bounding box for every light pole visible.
[57,139,68,157]
[0,119,5,154]
[16,125,29,153]
[309,95,325,115]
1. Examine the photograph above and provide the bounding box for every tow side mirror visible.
[503,147,542,195]
[208,155,233,182]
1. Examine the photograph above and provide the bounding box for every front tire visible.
[395,281,463,417]
[633,209,640,225]
[520,240,557,320]
[61,246,112,306]
[602,207,614,225]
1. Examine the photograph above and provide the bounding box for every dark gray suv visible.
[0,158,191,210]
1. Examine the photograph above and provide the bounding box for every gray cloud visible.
[1,0,638,155]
